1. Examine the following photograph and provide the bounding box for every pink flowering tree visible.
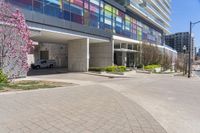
[0,0,33,78]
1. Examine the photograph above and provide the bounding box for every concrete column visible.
[122,52,127,66]
[68,38,89,72]
[111,39,115,66]
[90,40,114,67]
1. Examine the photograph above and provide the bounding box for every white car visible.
[31,59,56,69]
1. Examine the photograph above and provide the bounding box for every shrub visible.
[137,64,143,69]
[144,65,161,70]
[89,66,127,73]
[118,66,126,72]
[105,66,126,73]
[0,70,8,83]
[89,67,105,72]
[105,66,116,72]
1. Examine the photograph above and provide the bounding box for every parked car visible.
[31,59,56,69]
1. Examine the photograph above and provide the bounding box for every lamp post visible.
[183,45,187,75]
[188,21,200,78]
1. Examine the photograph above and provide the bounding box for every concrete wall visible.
[90,41,114,67]
[122,52,127,66]
[31,43,68,67]
[68,38,89,72]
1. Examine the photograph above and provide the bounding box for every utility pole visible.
[188,21,200,78]
[188,22,192,78]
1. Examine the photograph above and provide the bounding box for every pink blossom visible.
[0,1,33,78]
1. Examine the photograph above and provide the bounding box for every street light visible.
[183,45,187,52]
[183,45,187,75]
[188,21,200,78]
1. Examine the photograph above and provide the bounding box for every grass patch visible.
[0,80,72,92]
[0,83,8,90]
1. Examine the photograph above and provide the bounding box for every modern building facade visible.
[165,32,195,58]
[5,0,176,72]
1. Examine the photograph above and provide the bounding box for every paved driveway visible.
[104,74,200,133]
[1,72,200,133]
[0,74,166,133]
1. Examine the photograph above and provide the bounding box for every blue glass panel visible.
[70,4,83,15]
[115,26,122,34]
[71,13,83,24]
[33,0,43,13]
[63,10,70,20]
[124,31,131,38]
[9,0,32,9]
[104,24,112,30]
[63,1,70,11]
[89,12,99,27]
[99,22,104,29]
[44,4,63,18]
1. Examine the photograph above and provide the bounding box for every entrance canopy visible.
[113,35,141,44]
[114,48,138,53]
[30,27,109,44]
[113,35,140,53]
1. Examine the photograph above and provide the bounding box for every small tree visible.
[140,43,175,71]
[0,0,33,78]
[161,53,172,71]
[175,53,185,72]
[141,44,162,66]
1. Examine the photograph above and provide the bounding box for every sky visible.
[170,0,200,50]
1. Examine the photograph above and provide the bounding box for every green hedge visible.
[105,66,126,72]
[89,67,105,72]
[89,66,126,73]
[137,64,143,69]
[144,65,161,70]
[0,70,8,83]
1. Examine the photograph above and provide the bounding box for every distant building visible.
[165,32,195,57]
[197,48,200,56]
[195,47,197,56]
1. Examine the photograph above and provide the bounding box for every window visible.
[9,0,32,9]
[33,0,43,13]
[121,43,127,49]
[104,4,113,31]
[114,9,124,35]
[124,15,131,37]
[89,0,100,27]
[70,0,84,24]
[44,0,63,18]
[63,0,70,20]
[114,44,120,49]
[128,44,133,50]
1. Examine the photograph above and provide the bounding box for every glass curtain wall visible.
[7,0,162,45]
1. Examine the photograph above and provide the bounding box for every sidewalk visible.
[0,84,166,133]
[85,70,137,78]
[0,73,167,133]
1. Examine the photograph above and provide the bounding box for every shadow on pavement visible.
[27,68,68,76]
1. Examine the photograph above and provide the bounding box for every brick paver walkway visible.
[0,84,166,133]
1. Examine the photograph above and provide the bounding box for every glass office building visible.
[7,0,170,44]
[5,0,176,72]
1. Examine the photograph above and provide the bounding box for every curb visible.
[85,72,132,78]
